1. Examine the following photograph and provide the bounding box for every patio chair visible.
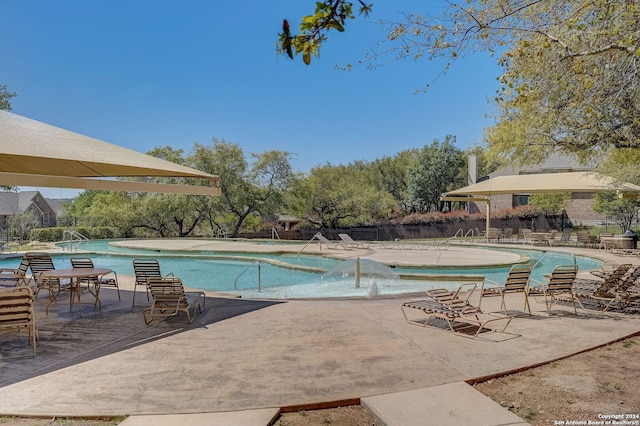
[602,266,640,310]
[0,257,31,288]
[545,230,558,246]
[576,230,597,248]
[0,286,37,358]
[142,277,205,325]
[558,229,573,245]
[25,252,63,299]
[401,282,512,339]
[313,233,348,250]
[617,277,640,309]
[132,259,173,308]
[486,228,500,243]
[500,228,513,243]
[429,237,453,251]
[574,267,635,311]
[0,242,19,254]
[483,264,532,315]
[521,229,533,245]
[528,264,583,315]
[338,233,370,249]
[70,258,120,301]
[590,263,632,281]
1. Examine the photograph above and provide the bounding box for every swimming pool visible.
[1,239,604,299]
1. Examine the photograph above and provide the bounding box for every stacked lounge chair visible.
[401,282,512,339]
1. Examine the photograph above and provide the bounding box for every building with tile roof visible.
[0,191,58,235]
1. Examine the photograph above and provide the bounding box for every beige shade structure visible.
[441,171,640,236]
[443,171,640,197]
[0,110,220,196]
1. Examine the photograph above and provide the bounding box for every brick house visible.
[0,191,58,231]
[472,154,606,227]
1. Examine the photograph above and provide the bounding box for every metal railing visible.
[234,261,262,292]
[271,227,280,240]
[62,230,89,251]
[296,233,320,257]
[453,228,475,242]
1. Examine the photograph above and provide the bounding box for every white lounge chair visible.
[338,234,370,249]
[314,233,348,250]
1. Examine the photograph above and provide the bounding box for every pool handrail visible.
[296,233,321,258]
[234,261,261,292]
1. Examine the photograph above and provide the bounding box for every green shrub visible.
[29,227,117,242]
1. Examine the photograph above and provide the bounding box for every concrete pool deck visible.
[1,240,639,425]
[109,237,527,268]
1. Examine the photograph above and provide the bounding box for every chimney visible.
[468,154,478,185]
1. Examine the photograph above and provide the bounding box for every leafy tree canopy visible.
[285,1,640,165]
[0,85,16,111]
[406,135,466,213]
[529,192,572,216]
[289,162,395,229]
[593,191,640,231]
[277,0,373,64]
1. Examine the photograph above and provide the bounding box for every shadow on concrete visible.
[0,288,281,387]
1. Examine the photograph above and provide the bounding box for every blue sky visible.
[3,1,503,198]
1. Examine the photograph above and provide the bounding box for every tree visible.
[406,136,466,213]
[367,150,419,215]
[592,149,640,231]
[593,191,640,231]
[286,1,640,162]
[191,140,295,238]
[58,190,104,228]
[137,193,207,237]
[529,192,572,217]
[277,1,373,64]
[289,163,395,229]
[8,211,38,242]
[595,148,640,187]
[484,1,640,165]
[0,85,16,111]
[82,191,141,237]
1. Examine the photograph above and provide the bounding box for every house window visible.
[513,194,530,207]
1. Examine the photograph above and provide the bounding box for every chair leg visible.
[523,293,531,315]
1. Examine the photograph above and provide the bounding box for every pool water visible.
[0,239,604,299]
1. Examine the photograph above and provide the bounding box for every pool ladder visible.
[453,228,475,242]
[62,230,89,251]
[234,261,262,292]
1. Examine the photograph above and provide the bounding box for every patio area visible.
[0,241,639,424]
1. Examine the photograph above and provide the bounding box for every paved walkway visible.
[0,240,639,425]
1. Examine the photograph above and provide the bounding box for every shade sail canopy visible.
[0,110,220,196]
[442,171,640,198]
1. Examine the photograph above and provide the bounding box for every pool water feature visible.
[16,239,604,298]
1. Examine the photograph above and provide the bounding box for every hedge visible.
[29,227,116,242]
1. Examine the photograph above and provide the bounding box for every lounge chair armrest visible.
[482,279,503,295]
[484,278,501,287]
[529,277,545,286]
[527,281,546,295]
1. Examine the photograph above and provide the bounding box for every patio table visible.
[41,267,112,317]
[599,236,633,251]
[530,232,553,245]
